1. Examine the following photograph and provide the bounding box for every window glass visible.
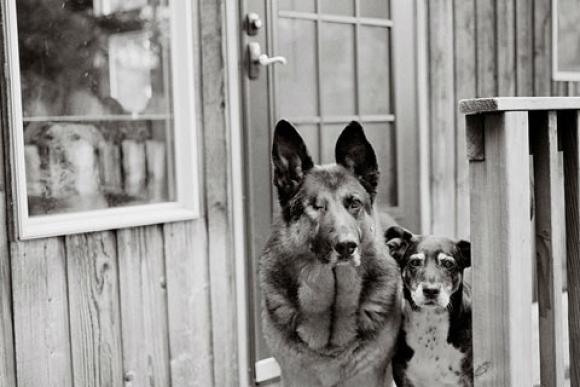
[16,0,175,216]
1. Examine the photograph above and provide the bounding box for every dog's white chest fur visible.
[403,303,464,386]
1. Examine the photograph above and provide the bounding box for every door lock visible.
[245,13,263,36]
[247,42,287,80]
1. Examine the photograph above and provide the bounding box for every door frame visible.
[226,0,432,385]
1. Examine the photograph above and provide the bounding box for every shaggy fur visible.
[260,121,402,387]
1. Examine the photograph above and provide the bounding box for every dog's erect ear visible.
[456,240,471,269]
[272,120,314,205]
[385,226,413,263]
[335,121,379,201]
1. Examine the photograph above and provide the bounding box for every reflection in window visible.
[17,0,174,215]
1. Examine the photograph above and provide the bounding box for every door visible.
[240,0,421,383]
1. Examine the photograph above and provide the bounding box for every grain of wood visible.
[530,111,565,387]
[65,232,124,387]
[117,226,170,387]
[460,97,580,114]
[516,0,534,96]
[0,191,15,387]
[428,0,456,236]
[560,110,580,386]
[469,112,533,386]
[476,0,497,97]
[453,0,476,239]
[164,221,213,387]
[200,0,239,384]
[533,0,552,96]
[496,0,516,96]
[11,238,73,387]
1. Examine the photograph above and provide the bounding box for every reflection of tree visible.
[18,0,101,91]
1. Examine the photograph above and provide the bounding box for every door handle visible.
[248,42,287,80]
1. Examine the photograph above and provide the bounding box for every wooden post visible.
[467,111,533,386]
[560,110,580,386]
[530,111,565,387]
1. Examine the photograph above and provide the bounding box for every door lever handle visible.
[248,42,287,80]
[257,54,287,66]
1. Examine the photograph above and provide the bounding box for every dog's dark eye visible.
[408,259,422,267]
[440,259,456,269]
[312,202,325,211]
[348,199,362,210]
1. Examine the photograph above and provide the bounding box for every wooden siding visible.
[0,2,236,387]
[427,0,578,238]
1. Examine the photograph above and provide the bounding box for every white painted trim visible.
[416,0,431,235]
[255,357,281,384]
[5,0,200,239]
[224,1,251,386]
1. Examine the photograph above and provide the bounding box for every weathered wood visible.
[460,97,580,114]
[200,0,238,384]
[496,0,516,96]
[428,0,456,236]
[11,238,73,387]
[65,232,124,387]
[476,0,497,97]
[453,0,476,239]
[515,0,533,96]
[469,112,533,386]
[533,0,552,96]
[0,192,15,387]
[560,110,580,386]
[117,226,170,387]
[530,111,565,387]
[163,220,213,387]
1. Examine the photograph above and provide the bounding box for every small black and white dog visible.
[385,226,473,387]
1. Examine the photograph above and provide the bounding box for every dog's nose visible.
[335,241,358,257]
[422,285,441,298]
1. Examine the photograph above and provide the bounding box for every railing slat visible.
[560,110,580,386]
[468,111,533,386]
[530,111,565,387]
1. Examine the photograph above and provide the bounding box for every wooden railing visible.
[460,97,580,387]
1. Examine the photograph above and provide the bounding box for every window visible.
[5,0,199,239]
[553,0,580,80]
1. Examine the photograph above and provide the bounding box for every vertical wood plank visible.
[453,0,476,239]
[533,0,552,96]
[12,238,73,387]
[66,232,124,387]
[496,0,516,96]
[560,110,580,386]
[476,0,497,97]
[469,112,533,386]
[200,0,238,384]
[530,111,565,387]
[0,1,16,384]
[0,192,15,387]
[428,0,456,236]
[164,221,213,387]
[117,226,170,387]
[516,0,534,96]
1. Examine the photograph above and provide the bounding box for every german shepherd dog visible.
[385,226,472,387]
[259,120,402,387]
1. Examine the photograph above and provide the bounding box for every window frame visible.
[4,0,200,240]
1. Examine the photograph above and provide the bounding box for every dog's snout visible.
[422,285,441,298]
[335,240,358,257]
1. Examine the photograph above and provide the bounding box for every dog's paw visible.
[297,313,331,350]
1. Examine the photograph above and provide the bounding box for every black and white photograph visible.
[0,0,579,386]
